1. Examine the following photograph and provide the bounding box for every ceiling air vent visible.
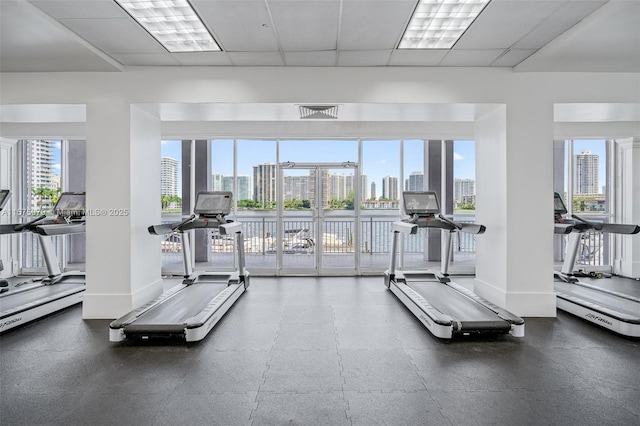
[298,105,339,119]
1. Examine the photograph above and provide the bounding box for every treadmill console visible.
[403,191,440,217]
[54,192,86,219]
[193,191,233,217]
[554,192,568,220]
[0,189,10,212]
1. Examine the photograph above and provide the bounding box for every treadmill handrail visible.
[35,222,86,236]
[148,214,196,235]
[437,213,462,230]
[572,214,603,231]
[172,214,197,231]
[14,214,47,232]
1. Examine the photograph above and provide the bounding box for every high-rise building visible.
[370,181,376,200]
[212,173,223,191]
[253,163,277,206]
[308,168,330,207]
[329,173,351,200]
[382,176,398,200]
[575,150,599,195]
[212,174,251,201]
[405,172,423,191]
[360,175,368,202]
[283,175,310,201]
[160,157,178,196]
[24,140,57,210]
[221,176,234,193]
[454,178,475,203]
[236,175,251,201]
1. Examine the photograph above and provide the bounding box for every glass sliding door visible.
[278,162,359,275]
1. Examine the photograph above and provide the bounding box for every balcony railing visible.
[159,214,482,272]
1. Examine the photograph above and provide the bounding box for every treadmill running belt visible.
[555,281,640,322]
[128,282,228,327]
[408,280,510,330]
[0,283,84,316]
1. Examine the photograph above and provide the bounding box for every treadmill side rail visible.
[556,296,640,337]
[389,280,454,339]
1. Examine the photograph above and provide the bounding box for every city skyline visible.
[160,139,608,202]
[161,139,480,198]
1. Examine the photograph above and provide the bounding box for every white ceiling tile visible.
[110,53,182,66]
[338,50,393,66]
[268,0,340,51]
[1,0,638,72]
[29,0,127,19]
[172,52,234,66]
[60,18,166,53]
[339,1,415,50]
[1,0,122,72]
[193,0,279,52]
[516,1,640,72]
[388,50,448,66]
[491,49,536,67]
[439,49,505,66]
[228,51,284,66]
[512,1,607,49]
[455,1,560,49]
[284,51,337,66]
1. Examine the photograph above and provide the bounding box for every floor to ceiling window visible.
[555,139,611,269]
[19,139,85,275]
[160,138,478,276]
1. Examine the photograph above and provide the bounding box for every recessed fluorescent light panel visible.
[399,0,491,49]
[114,0,221,52]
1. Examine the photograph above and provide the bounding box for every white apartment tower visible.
[405,172,424,191]
[160,157,178,196]
[575,150,599,195]
[26,139,55,189]
[382,176,399,200]
[253,163,277,205]
[236,175,252,201]
[454,178,475,202]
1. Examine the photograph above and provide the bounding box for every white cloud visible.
[52,141,61,149]
[453,152,464,160]
[52,164,61,170]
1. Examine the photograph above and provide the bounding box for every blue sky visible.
[53,138,605,195]
[161,139,478,197]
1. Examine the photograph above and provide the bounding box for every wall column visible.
[474,101,556,317]
[553,140,565,262]
[83,100,162,318]
[425,140,453,261]
[614,137,640,278]
[67,140,86,264]
[182,140,211,263]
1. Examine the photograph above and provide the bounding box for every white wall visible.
[0,139,18,278]
[615,137,640,278]
[1,67,638,318]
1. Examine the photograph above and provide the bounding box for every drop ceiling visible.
[1,0,638,72]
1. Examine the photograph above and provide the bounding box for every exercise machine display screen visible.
[403,191,440,215]
[554,192,568,215]
[54,192,86,218]
[0,189,10,212]
[193,191,232,216]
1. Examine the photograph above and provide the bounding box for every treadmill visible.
[384,191,524,339]
[553,192,640,337]
[0,192,86,333]
[110,191,250,342]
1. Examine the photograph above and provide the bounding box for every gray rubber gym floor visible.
[1,276,639,425]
